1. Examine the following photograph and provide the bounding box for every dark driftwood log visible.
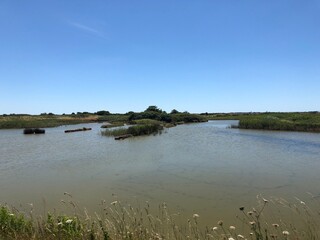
[34,128,45,134]
[23,128,45,134]
[23,128,34,134]
[65,127,92,133]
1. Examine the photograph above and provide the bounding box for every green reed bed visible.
[222,112,320,132]
[1,195,320,239]
[0,115,98,129]
[100,122,125,129]
[101,123,164,138]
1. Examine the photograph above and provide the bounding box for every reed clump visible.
[206,112,320,133]
[102,123,163,138]
[236,117,320,132]
[101,122,125,128]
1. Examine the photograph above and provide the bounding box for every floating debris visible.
[23,128,45,134]
[64,127,92,133]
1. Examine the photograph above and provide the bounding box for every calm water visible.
[1,121,320,225]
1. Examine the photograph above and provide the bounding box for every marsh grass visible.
[1,195,320,239]
[101,127,129,137]
[101,122,125,129]
[0,115,98,129]
[131,119,163,125]
[207,112,320,133]
[101,124,163,138]
[236,117,320,132]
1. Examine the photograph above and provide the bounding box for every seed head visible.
[272,223,280,228]
[282,231,289,236]
[66,219,73,224]
[217,220,223,226]
[193,213,200,219]
[111,201,118,205]
[229,226,236,230]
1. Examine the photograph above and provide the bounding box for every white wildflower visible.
[229,225,236,230]
[282,230,289,236]
[193,213,199,219]
[65,219,73,224]
[110,201,118,205]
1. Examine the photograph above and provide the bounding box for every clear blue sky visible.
[1,0,319,114]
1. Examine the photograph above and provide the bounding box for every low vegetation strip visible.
[0,115,98,129]
[236,118,320,132]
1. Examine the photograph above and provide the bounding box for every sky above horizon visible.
[1,0,319,114]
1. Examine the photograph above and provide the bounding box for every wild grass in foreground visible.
[1,195,320,239]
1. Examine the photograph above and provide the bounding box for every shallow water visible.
[1,121,320,225]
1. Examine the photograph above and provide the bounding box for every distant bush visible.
[128,111,172,123]
[95,110,110,115]
[145,105,162,113]
[170,109,180,114]
[171,113,206,123]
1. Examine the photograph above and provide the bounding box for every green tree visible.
[96,110,110,115]
[170,109,179,114]
[145,106,162,113]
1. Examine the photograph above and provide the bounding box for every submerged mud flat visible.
[0,121,320,226]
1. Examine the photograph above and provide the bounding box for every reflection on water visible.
[1,121,320,225]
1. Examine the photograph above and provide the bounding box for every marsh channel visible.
[1,120,320,226]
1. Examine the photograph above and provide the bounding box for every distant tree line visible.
[127,106,205,123]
